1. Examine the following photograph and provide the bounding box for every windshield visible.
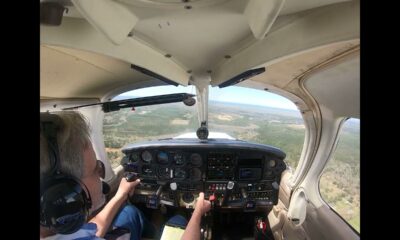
[103,86,305,169]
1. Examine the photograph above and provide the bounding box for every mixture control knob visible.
[209,194,216,202]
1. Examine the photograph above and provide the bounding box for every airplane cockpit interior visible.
[40,0,360,239]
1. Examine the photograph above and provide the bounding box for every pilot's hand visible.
[194,192,211,216]
[114,178,141,201]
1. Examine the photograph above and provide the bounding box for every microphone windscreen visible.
[102,181,110,195]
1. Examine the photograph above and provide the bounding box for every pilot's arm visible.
[89,178,140,237]
[181,192,211,240]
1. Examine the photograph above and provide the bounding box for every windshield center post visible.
[190,73,211,140]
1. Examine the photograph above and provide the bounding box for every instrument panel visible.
[121,138,287,211]
[123,150,205,181]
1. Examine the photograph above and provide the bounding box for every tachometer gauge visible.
[157,151,169,164]
[174,168,187,180]
[190,153,202,166]
[141,151,153,163]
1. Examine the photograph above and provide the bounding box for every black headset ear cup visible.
[40,175,92,234]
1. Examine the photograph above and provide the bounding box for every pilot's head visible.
[40,111,106,224]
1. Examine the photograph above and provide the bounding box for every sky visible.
[119,85,298,110]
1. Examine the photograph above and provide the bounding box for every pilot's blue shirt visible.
[40,223,129,240]
[41,205,150,240]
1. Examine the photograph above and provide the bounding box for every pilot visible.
[40,111,210,240]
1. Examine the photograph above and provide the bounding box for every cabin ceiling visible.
[304,54,360,118]
[40,0,359,100]
[41,45,156,99]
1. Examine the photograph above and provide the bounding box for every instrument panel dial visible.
[130,152,140,162]
[174,153,185,165]
[141,151,153,163]
[174,168,187,180]
[190,167,202,181]
[190,153,202,166]
[157,151,169,164]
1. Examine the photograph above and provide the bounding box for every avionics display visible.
[237,159,262,180]
[238,168,262,180]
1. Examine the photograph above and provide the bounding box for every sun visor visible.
[71,0,138,45]
[217,67,265,88]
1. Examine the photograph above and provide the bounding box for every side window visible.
[319,118,360,232]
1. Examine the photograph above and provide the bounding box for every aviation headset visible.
[40,113,92,234]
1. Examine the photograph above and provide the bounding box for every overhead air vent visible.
[218,67,265,88]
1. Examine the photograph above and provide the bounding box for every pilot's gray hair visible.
[40,111,91,180]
